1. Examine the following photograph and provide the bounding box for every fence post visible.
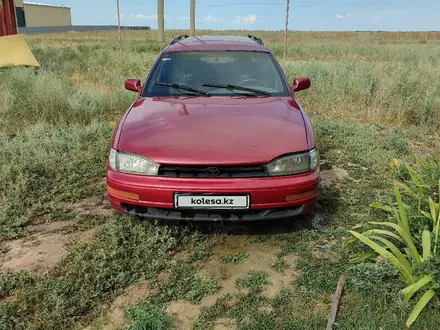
[284,0,290,71]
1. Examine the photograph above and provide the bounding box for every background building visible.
[2,0,147,35]
[14,1,71,28]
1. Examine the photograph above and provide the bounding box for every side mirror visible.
[291,76,311,94]
[125,78,142,93]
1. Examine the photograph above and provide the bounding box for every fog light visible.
[285,190,317,202]
[107,186,139,201]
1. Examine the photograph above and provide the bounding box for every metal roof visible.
[23,2,70,9]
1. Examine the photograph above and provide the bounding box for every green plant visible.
[221,251,249,264]
[125,302,174,330]
[0,270,38,299]
[349,176,440,328]
[272,257,289,273]
[395,158,440,216]
[235,270,270,294]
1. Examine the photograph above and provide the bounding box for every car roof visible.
[164,35,270,53]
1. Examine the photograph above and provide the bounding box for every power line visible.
[205,1,440,8]
[113,0,440,8]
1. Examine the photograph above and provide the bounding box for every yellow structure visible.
[23,2,71,27]
[0,34,40,68]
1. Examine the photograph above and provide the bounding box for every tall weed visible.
[349,159,440,328]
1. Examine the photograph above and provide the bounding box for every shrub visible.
[125,302,173,330]
[349,159,440,328]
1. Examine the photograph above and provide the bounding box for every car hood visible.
[117,96,307,165]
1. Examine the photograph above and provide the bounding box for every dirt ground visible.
[1,167,345,329]
[1,223,98,275]
[0,197,110,274]
[163,235,300,330]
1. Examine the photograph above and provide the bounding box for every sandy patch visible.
[28,220,76,233]
[69,197,114,217]
[1,233,68,274]
[166,299,202,330]
[201,236,298,301]
[320,166,350,186]
[163,236,299,329]
[101,282,155,330]
[213,318,237,330]
[1,226,98,274]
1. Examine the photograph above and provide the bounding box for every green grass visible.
[1,29,440,329]
[235,270,270,294]
[221,251,249,264]
[125,302,173,330]
[194,283,326,329]
[152,261,220,304]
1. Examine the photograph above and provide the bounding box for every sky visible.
[28,0,440,31]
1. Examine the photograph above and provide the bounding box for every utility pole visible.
[190,0,196,36]
[116,0,122,58]
[158,0,165,42]
[284,0,290,71]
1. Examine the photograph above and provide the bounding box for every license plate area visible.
[174,193,250,210]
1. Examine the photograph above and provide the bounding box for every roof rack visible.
[169,35,189,45]
[248,34,264,45]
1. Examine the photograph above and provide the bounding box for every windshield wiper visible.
[155,82,211,96]
[202,83,271,96]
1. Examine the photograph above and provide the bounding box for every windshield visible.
[143,51,290,97]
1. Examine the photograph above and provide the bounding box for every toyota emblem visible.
[206,167,221,177]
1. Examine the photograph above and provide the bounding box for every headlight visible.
[265,149,319,176]
[108,148,160,175]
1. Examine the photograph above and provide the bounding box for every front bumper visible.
[107,168,319,221]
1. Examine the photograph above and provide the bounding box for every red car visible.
[107,35,319,221]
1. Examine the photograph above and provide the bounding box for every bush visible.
[349,158,440,328]
[126,302,173,330]
[0,122,113,238]
[0,68,131,133]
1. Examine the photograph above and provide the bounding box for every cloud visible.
[179,16,190,21]
[129,14,171,20]
[130,14,156,20]
[336,13,351,20]
[372,15,380,23]
[204,15,225,23]
[234,14,257,24]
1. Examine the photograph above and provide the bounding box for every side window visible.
[156,58,172,82]
[146,57,172,95]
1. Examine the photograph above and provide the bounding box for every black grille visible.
[121,203,304,221]
[158,165,268,178]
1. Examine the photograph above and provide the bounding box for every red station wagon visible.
[106,35,319,221]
